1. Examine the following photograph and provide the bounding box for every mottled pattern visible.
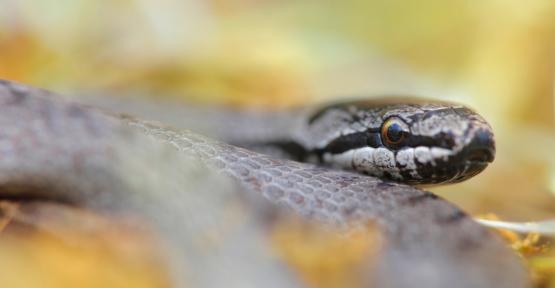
[0,80,528,288]
[297,99,495,184]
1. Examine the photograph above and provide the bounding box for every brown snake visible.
[0,80,528,287]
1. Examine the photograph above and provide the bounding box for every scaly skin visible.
[0,80,528,288]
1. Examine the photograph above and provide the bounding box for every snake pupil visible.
[387,124,403,142]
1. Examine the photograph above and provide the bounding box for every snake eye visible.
[381,117,409,147]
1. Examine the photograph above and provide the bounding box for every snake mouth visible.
[463,146,495,163]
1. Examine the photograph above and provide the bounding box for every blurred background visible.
[0,0,554,287]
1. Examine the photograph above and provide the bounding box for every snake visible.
[0,80,528,288]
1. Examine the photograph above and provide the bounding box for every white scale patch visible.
[324,145,452,180]
[414,147,432,164]
[325,147,402,179]
[352,147,375,170]
[414,146,452,166]
[396,148,416,170]
[323,150,355,169]
[373,147,396,169]
[430,147,452,162]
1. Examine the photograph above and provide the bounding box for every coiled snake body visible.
[0,80,528,288]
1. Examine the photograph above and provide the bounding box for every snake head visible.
[306,98,496,185]
[387,102,496,184]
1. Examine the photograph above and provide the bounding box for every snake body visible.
[0,80,528,287]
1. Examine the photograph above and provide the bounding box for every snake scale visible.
[0,80,528,288]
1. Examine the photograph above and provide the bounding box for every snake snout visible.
[442,128,495,184]
[463,129,495,163]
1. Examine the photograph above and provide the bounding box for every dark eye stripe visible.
[314,130,381,155]
[314,129,456,159]
[403,133,455,149]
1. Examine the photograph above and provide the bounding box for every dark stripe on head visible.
[403,133,455,149]
[315,130,381,156]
